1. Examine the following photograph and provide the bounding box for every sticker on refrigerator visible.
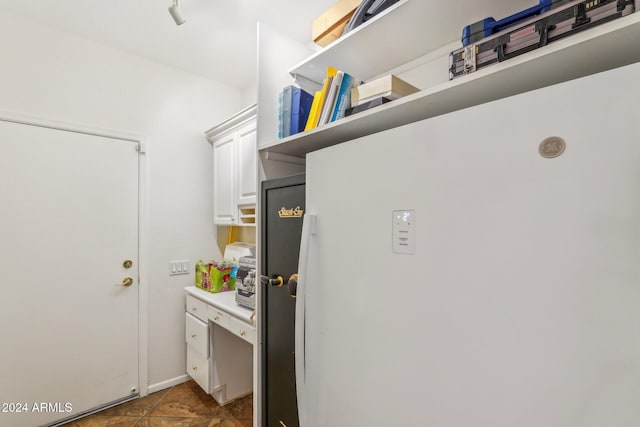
[392,210,415,254]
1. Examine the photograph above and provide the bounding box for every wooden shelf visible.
[238,206,256,227]
[261,12,640,159]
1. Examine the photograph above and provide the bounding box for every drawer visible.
[228,315,256,345]
[186,294,207,322]
[208,305,231,329]
[187,345,210,393]
[185,312,209,357]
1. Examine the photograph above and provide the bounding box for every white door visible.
[0,120,139,427]
[213,132,237,225]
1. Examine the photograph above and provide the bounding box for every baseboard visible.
[148,374,190,394]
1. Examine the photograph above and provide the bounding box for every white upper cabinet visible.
[212,132,236,225]
[236,120,257,207]
[206,105,257,226]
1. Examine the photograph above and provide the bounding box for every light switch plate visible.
[169,260,190,276]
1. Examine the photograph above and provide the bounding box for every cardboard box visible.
[312,0,362,47]
[351,75,419,106]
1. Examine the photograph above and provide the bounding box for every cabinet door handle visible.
[240,330,246,337]
[192,306,197,311]
[191,334,196,338]
[192,365,198,371]
[214,315,220,321]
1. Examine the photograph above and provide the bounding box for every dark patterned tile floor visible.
[61,380,252,427]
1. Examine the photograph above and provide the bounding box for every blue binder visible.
[290,87,314,136]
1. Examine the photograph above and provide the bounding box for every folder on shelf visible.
[305,66,338,131]
[330,71,358,122]
[318,70,344,126]
[305,90,324,132]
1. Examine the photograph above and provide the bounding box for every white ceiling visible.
[0,0,337,90]
[0,0,538,91]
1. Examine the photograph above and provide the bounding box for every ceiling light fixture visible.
[168,0,186,25]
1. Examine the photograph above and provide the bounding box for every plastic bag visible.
[195,259,236,293]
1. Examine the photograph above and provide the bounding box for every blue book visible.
[330,72,356,123]
[290,87,314,136]
[283,86,293,138]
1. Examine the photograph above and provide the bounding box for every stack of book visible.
[278,85,315,139]
[346,74,419,116]
[277,72,420,137]
[303,66,360,132]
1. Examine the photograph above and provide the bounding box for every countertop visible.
[184,286,255,325]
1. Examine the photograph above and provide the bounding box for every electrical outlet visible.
[169,260,190,276]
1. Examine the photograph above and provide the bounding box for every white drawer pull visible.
[191,334,196,338]
[240,331,246,337]
[214,315,220,321]
[192,365,198,371]
[192,306,197,311]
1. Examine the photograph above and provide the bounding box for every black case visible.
[450,0,635,80]
[342,0,401,35]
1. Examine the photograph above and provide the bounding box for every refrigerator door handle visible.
[295,213,316,427]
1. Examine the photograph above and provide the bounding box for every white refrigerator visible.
[295,62,640,427]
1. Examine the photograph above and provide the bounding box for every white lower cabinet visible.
[209,306,231,330]
[186,294,207,320]
[185,287,255,406]
[186,340,211,393]
[228,314,256,344]
[185,300,211,394]
[185,312,209,358]
[210,324,254,405]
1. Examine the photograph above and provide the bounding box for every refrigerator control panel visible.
[392,210,416,254]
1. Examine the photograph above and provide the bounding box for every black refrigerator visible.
[261,173,305,427]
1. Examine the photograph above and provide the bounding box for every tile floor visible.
[61,380,252,427]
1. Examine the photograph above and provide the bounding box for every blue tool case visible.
[462,0,568,46]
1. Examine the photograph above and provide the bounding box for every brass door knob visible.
[121,277,134,287]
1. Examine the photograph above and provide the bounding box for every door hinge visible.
[136,143,146,153]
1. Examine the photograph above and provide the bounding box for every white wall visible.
[0,10,243,389]
[241,83,258,109]
[386,41,459,91]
